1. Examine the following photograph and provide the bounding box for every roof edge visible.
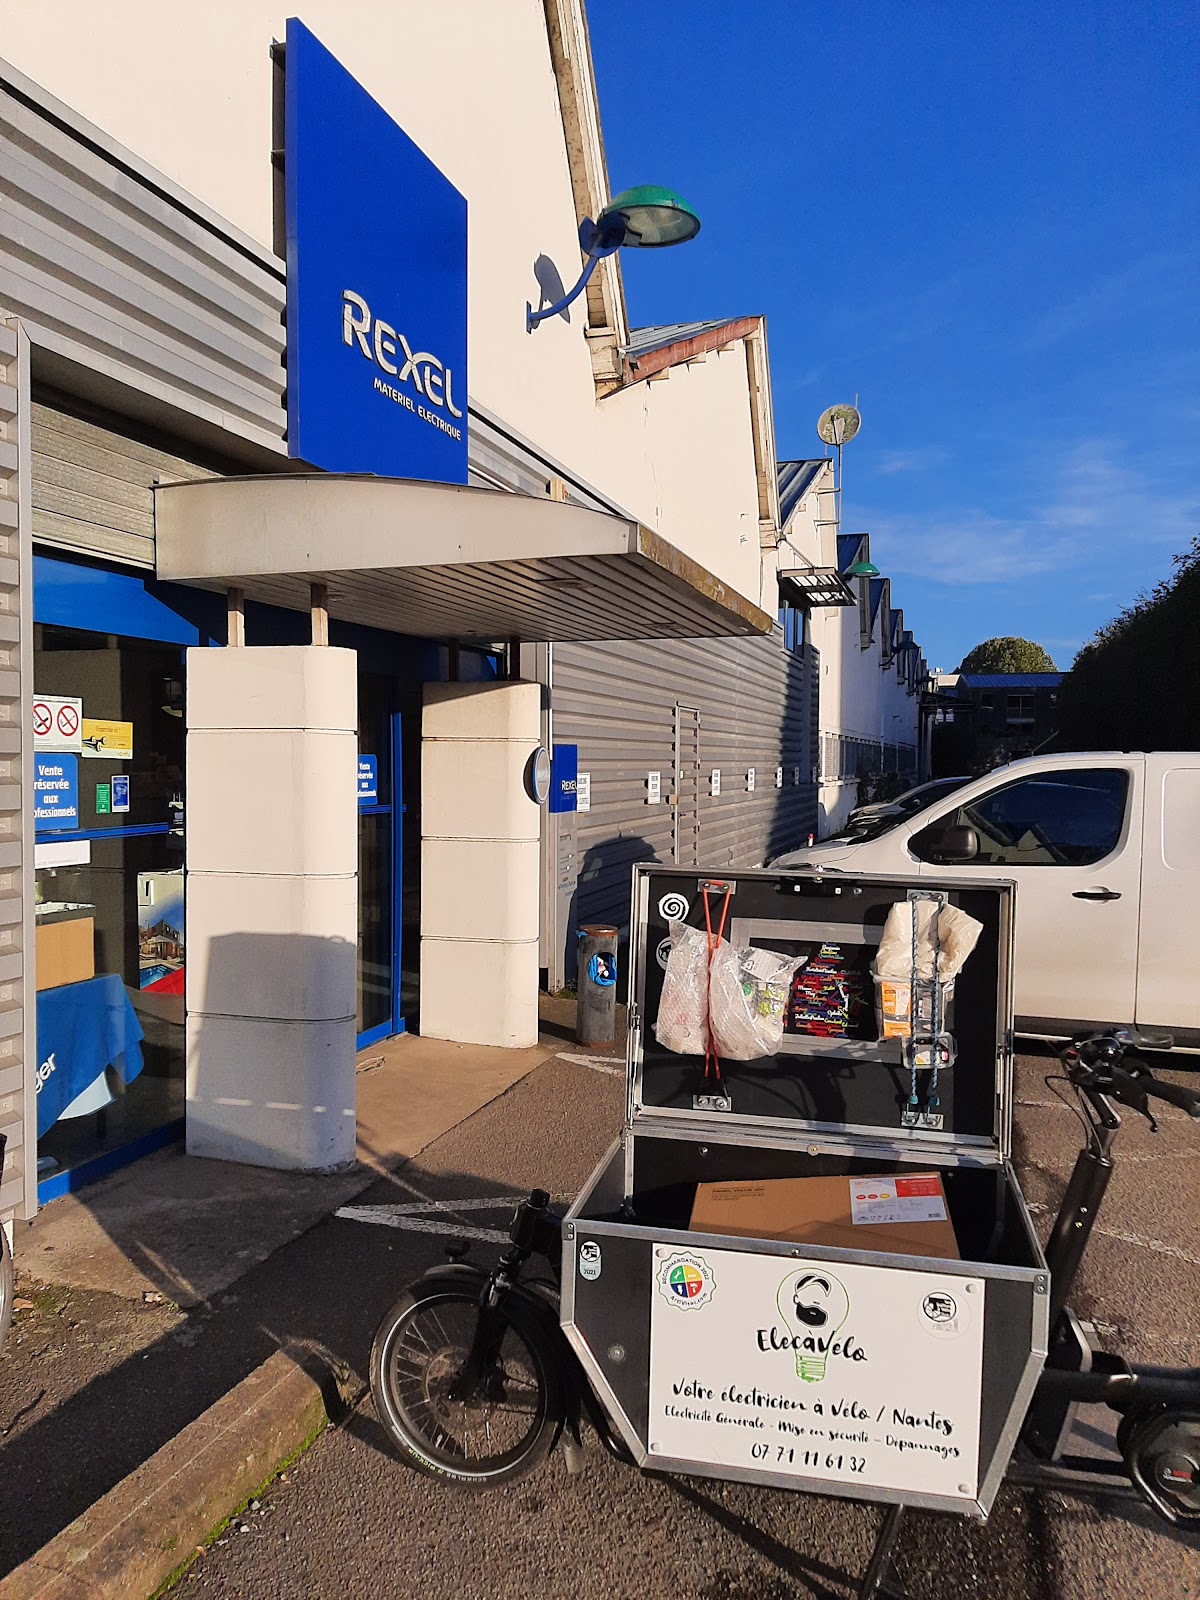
[620,316,762,385]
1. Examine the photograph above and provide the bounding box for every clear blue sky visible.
[588,2,1199,672]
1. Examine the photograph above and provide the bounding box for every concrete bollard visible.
[577,924,618,1048]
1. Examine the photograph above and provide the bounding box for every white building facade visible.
[0,1,824,1219]
[776,460,929,836]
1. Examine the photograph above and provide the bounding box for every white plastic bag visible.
[709,942,806,1061]
[654,920,711,1056]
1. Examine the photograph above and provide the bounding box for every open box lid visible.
[626,865,1017,1166]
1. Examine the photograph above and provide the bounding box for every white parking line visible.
[1025,1200,1200,1267]
[555,1052,623,1076]
[335,1209,510,1242]
[335,1194,523,1243]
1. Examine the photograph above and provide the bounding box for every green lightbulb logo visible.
[778,1271,851,1383]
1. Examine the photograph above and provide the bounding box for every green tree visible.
[1057,534,1200,751]
[957,637,1057,674]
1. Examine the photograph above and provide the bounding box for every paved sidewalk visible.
[0,1024,568,1581]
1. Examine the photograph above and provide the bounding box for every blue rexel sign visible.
[549,744,578,814]
[358,755,379,806]
[285,19,468,485]
[34,753,78,831]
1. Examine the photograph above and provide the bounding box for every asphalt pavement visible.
[170,1045,1200,1600]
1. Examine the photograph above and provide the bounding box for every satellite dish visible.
[817,404,862,448]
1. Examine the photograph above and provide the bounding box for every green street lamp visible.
[845,559,880,578]
[527,185,701,332]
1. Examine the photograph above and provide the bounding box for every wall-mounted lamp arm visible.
[526,216,624,333]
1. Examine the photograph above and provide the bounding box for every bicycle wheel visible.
[370,1284,563,1487]
[0,1222,12,1359]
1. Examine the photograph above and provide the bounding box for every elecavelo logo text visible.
[341,291,463,420]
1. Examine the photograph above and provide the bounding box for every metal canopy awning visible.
[153,475,773,643]
[777,565,856,608]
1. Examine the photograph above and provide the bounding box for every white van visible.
[772,752,1200,1046]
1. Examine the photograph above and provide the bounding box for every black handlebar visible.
[1131,1070,1200,1120]
[1061,1030,1200,1123]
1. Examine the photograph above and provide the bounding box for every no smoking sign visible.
[32,695,83,753]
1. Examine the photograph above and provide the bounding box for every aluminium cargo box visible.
[561,865,1048,1518]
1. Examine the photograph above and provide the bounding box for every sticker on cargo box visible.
[656,1249,716,1310]
[579,1240,602,1281]
[850,1176,947,1227]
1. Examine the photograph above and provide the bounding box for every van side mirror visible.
[914,822,979,864]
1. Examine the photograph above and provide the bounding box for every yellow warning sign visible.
[81,718,133,761]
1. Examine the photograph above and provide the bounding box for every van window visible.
[912,769,1128,867]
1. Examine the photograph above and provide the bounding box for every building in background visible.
[543,319,818,988]
[931,671,1064,776]
[775,459,929,836]
[0,0,821,1217]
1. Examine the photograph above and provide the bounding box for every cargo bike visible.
[370,867,1200,1595]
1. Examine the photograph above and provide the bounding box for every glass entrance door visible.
[357,676,404,1047]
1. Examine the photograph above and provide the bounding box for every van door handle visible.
[1073,888,1121,901]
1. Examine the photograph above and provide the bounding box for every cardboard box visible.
[36,915,95,991]
[689,1172,960,1261]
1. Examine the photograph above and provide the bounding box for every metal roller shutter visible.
[30,403,213,568]
[551,632,818,963]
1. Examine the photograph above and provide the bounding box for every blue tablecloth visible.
[36,973,145,1138]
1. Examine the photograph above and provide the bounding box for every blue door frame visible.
[356,709,405,1048]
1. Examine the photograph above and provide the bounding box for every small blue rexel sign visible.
[358,756,379,806]
[549,744,578,814]
[34,753,79,831]
[111,774,130,814]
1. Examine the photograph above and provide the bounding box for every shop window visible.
[33,624,187,1190]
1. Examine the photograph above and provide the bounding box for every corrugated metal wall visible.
[0,65,287,461]
[30,404,213,570]
[552,634,818,945]
[0,319,39,1223]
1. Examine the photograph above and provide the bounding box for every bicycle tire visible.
[370,1283,564,1488]
[0,1222,12,1359]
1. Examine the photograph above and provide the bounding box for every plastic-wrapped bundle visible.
[873,900,983,982]
[653,920,711,1055]
[709,943,806,1060]
[871,900,984,1039]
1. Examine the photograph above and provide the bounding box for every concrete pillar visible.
[420,681,541,1047]
[185,646,358,1170]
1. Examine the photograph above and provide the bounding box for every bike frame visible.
[449,1039,1199,1526]
[1019,1062,1200,1498]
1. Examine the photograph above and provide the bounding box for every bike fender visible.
[410,1264,565,1343]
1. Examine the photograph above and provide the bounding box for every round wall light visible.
[525,746,553,804]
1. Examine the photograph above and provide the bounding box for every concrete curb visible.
[0,1349,344,1600]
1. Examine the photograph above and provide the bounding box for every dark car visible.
[838,776,971,841]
